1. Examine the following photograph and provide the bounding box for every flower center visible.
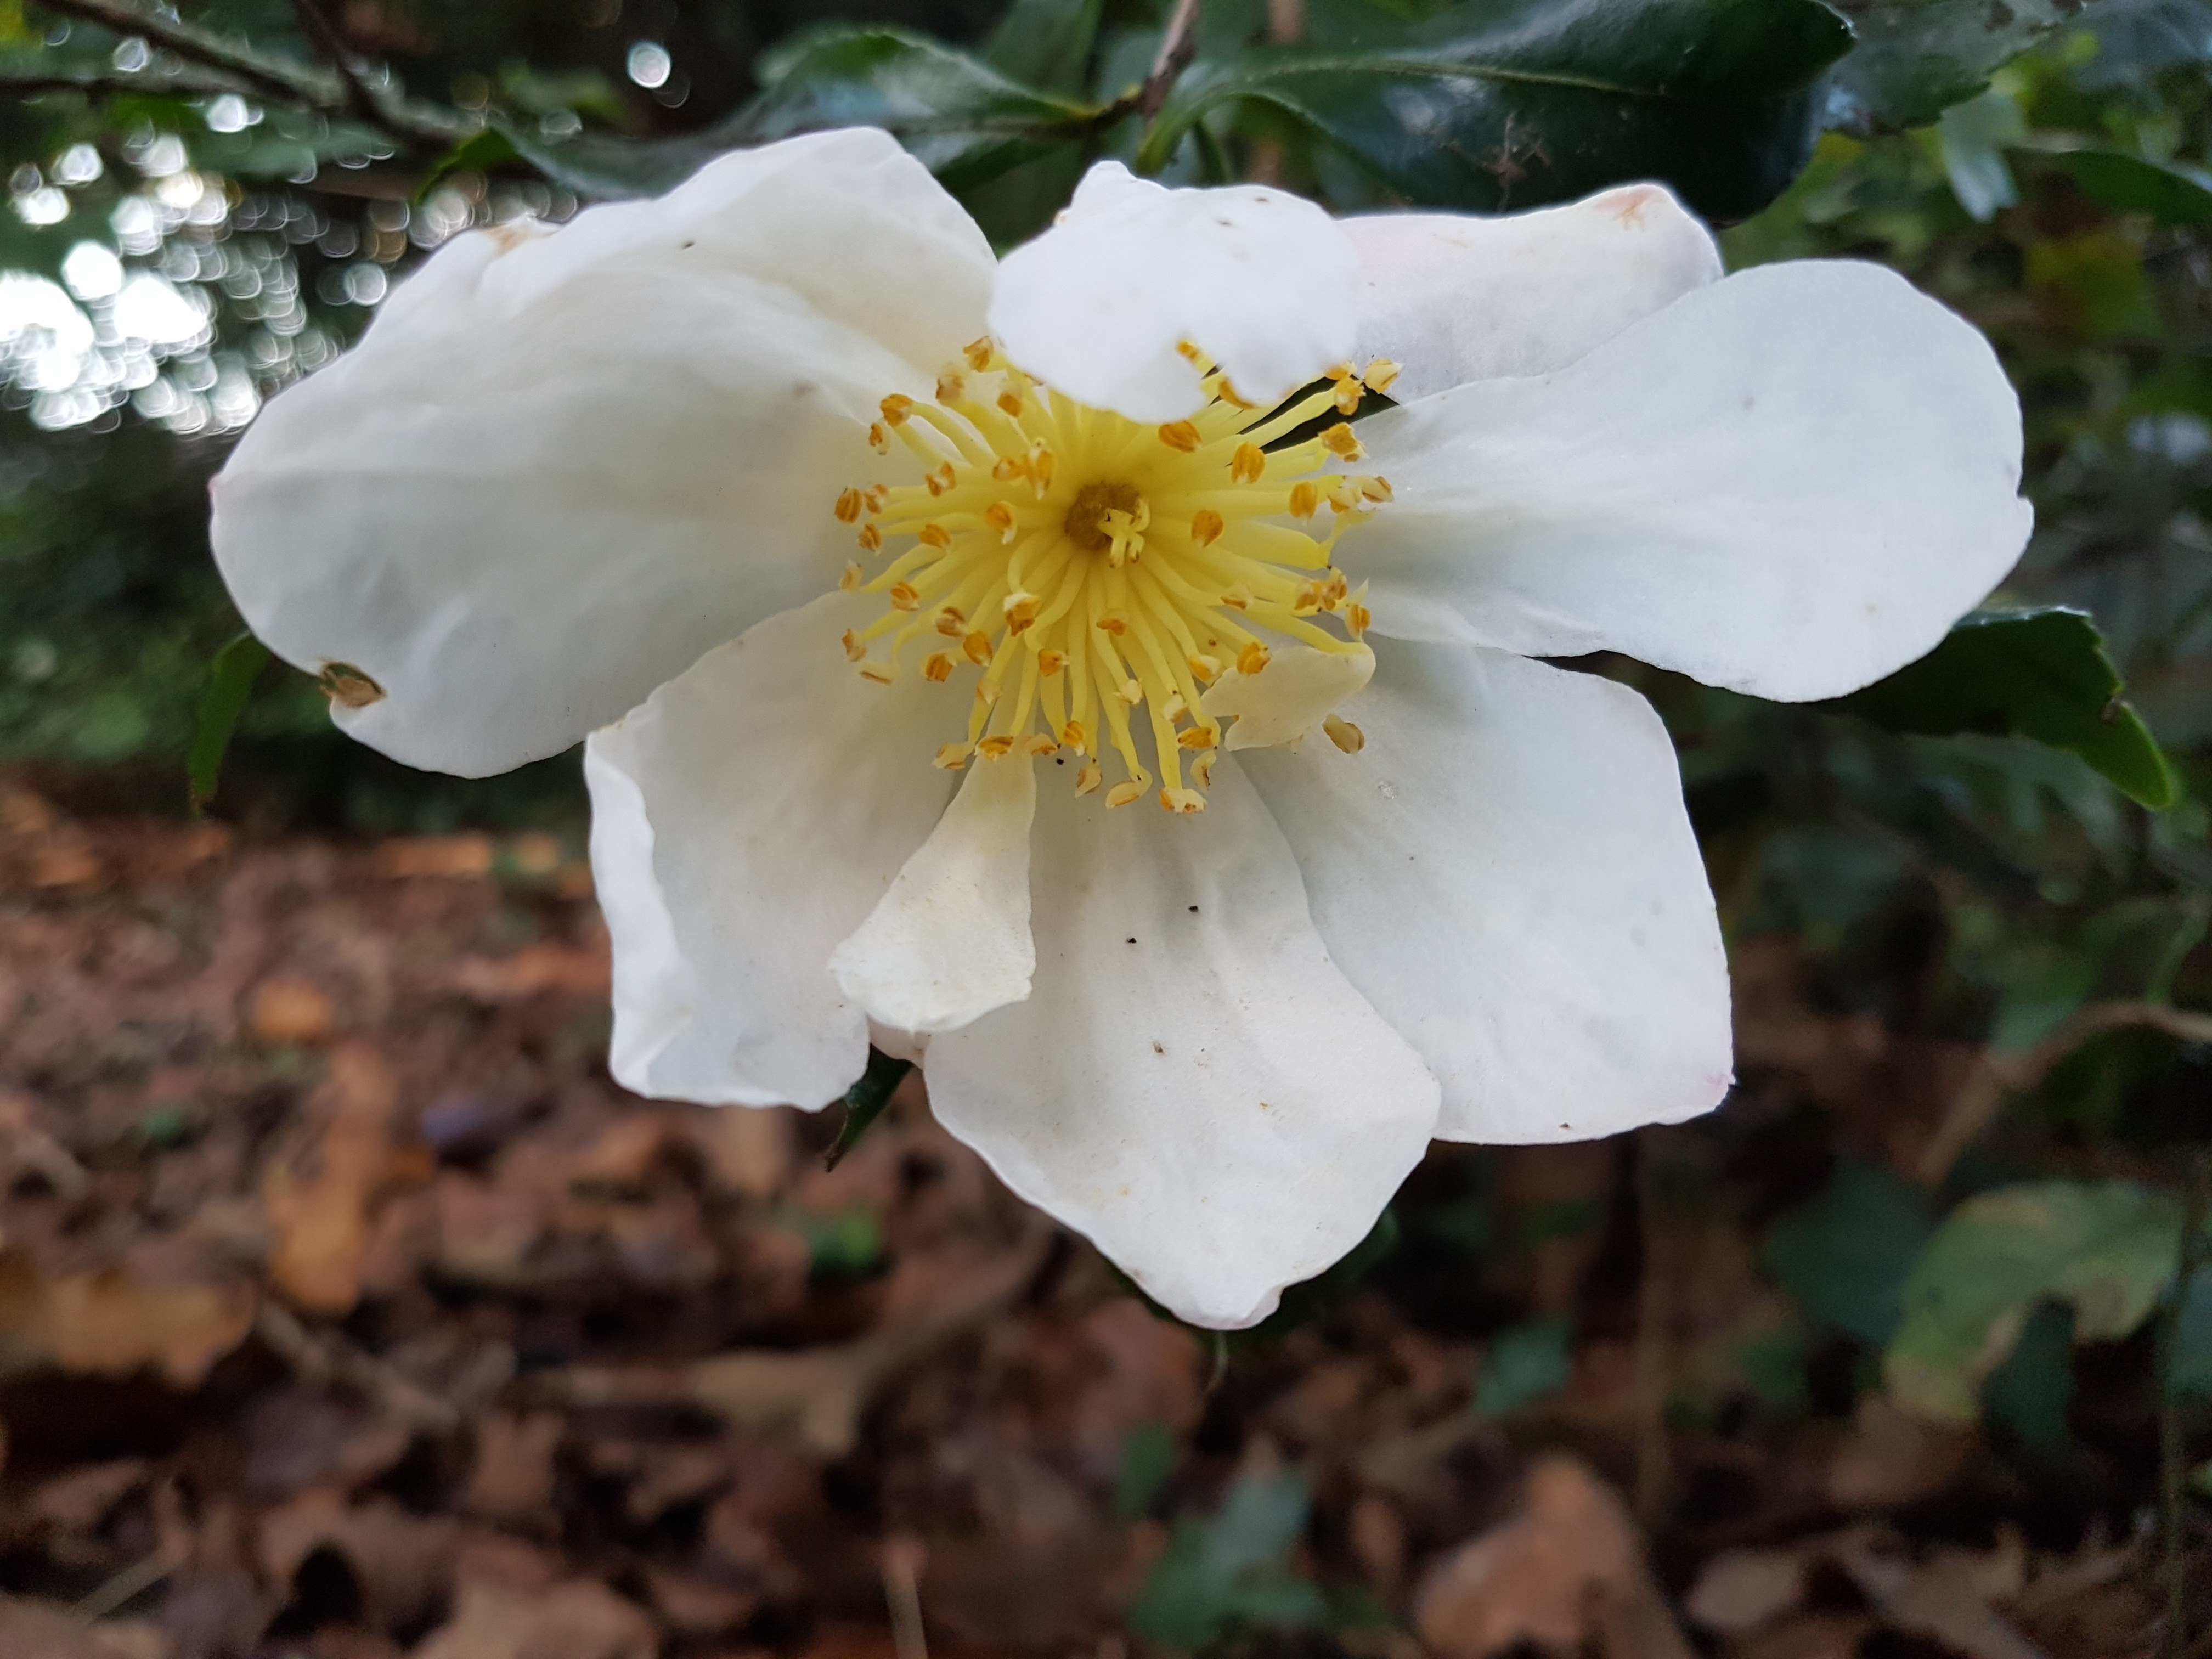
[832,338,1396,814]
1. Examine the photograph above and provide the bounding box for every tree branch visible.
[1141,0,1201,120]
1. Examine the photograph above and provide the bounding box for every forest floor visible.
[0,772,2174,1659]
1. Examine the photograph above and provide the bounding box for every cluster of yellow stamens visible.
[834,338,1395,814]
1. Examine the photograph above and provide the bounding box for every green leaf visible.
[1825,0,2078,133]
[823,1047,912,1170]
[1765,1158,1934,1346]
[1827,608,2180,810]
[733,27,1099,193]
[1473,1318,1571,1416]
[415,126,522,202]
[1114,1420,1179,1521]
[2047,148,2212,226]
[1884,1179,2182,1423]
[2169,1268,2212,1401]
[1937,89,2024,221]
[984,0,1105,95]
[1127,1467,1324,1649]
[185,631,269,814]
[1139,0,1854,223]
[1982,1300,2074,1450]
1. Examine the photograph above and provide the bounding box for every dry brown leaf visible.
[464,1412,564,1528]
[0,1597,163,1659]
[25,1460,149,1536]
[373,836,493,880]
[1685,1548,1809,1634]
[259,1491,459,1635]
[1412,1455,1695,1659]
[1837,1544,2047,1659]
[685,1104,795,1201]
[0,1239,256,1388]
[1726,1613,1875,1659]
[263,1043,415,1316]
[247,977,338,1045]
[1825,1393,1974,1510]
[444,944,608,1006]
[409,1577,658,1659]
[642,1564,757,1637]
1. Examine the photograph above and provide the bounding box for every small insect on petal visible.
[1190,509,1224,546]
[935,742,971,770]
[1106,780,1146,808]
[1237,641,1272,676]
[1231,443,1266,484]
[1324,715,1365,754]
[923,653,955,682]
[834,487,865,523]
[1158,420,1200,453]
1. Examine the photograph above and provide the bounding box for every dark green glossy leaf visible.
[2048,148,2212,225]
[186,630,269,814]
[984,0,1105,95]
[1982,1300,2074,1450]
[1127,1467,1324,1649]
[1472,1317,1571,1416]
[1139,0,1853,222]
[415,125,522,201]
[824,1046,912,1170]
[1764,1158,1933,1346]
[1829,607,2180,810]
[1824,0,2077,133]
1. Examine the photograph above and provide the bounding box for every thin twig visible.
[285,0,385,129]
[0,66,257,98]
[2165,1152,2212,1658]
[36,0,341,110]
[1140,0,1202,120]
[256,1301,462,1434]
[882,1537,929,1659]
[1633,1130,1675,1527]
[70,1551,173,1621]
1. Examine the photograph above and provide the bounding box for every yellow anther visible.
[936,369,966,404]
[935,608,967,637]
[1116,679,1143,706]
[962,630,994,666]
[1237,641,1272,676]
[1095,612,1129,637]
[997,390,1024,417]
[919,523,952,549]
[857,522,883,552]
[963,337,994,371]
[839,562,864,592]
[1190,750,1216,788]
[1362,358,1401,394]
[1158,420,1200,453]
[1188,653,1221,685]
[1220,586,1251,611]
[858,663,895,685]
[1361,475,1393,503]
[1029,446,1056,493]
[1163,692,1187,723]
[881,393,914,426]
[1324,715,1365,754]
[992,455,1025,482]
[1190,509,1224,546]
[1075,761,1103,795]
[841,629,866,663]
[984,501,1018,543]
[1346,600,1372,638]
[1231,443,1266,484]
[1176,339,1206,363]
[935,742,970,770]
[1324,360,1356,382]
[889,582,921,611]
[1177,726,1216,751]
[1002,591,1040,634]
[865,485,889,512]
[1060,720,1088,753]
[1106,780,1146,808]
[925,461,957,495]
[977,735,1016,759]
[1022,734,1058,757]
[1333,379,1363,415]
[868,423,888,454]
[1037,649,1066,677]
[1294,579,1328,614]
[975,680,999,706]
[923,652,955,682]
[1322,422,1364,461]
[1288,481,1321,518]
[1160,787,1206,815]
[834,487,864,523]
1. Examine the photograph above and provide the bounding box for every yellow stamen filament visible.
[831,344,1385,810]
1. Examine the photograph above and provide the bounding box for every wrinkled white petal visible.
[1355,261,2033,702]
[923,758,1440,1329]
[831,754,1037,1034]
[216,128,994,776]
[1200,643,1374,751]
[988,161,1358,423]
[1345,183,1722,402]
[1241,641,1732,1144]
[586,593,958,1108]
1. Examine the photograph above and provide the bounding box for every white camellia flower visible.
[211,127,2031,1328]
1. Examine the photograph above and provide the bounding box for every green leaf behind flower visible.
[1824,0,2080,133]
[1828,607,2180,810]
[186,631,269,814]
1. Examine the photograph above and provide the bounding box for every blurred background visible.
[2,1,2212,1656]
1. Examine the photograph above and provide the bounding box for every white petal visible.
[830,754,1036,1034]
[586,592,960,1109]
[988,161,1358,423]
[1354,261,2033,702]
[1200,643,1374,751]
[922,760,1440,1329]
[215,128,995,776]
[1240,641,1731,1144]
[1344,183,1722,402]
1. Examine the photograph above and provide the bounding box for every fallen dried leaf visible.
[263,1043,416,1316]
[1412,1455,1695,1659]
[0,1240,256,1388]
[1686,1548,1808,1635]
[1837,1544,2045,1659]
[410,1577,658,1659]
[0,1596,163,1659]
[258,1491,459,1635]
[247,977,337,1045]
[1825,1394,1974,1510]
[464,1412,564,1529]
